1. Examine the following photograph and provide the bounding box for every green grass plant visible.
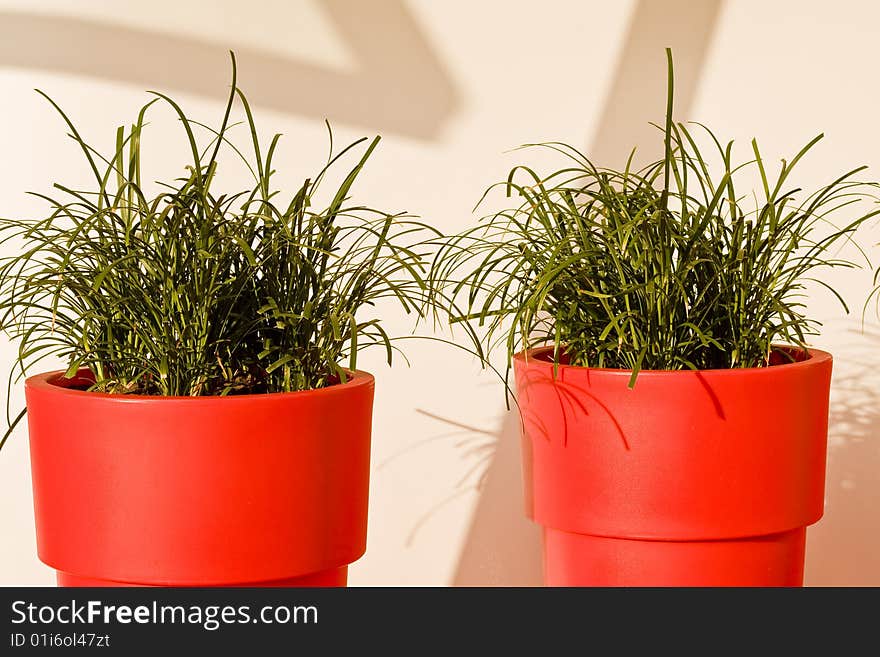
[429,50,879,389]
[0,53,434,446]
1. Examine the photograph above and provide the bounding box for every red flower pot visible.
[514,346,832,586]
[24,369,374,587]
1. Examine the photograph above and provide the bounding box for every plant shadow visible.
[451,409,543,586]
[805,327,880,585]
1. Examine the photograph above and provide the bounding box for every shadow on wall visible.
[806,326,880,586]
[452,0,725,586]
[452,411,543,586]
[587,0,724,166]
[0,0,458,140]
[377,408,500,550]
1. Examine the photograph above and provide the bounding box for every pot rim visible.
[25,366,374,403]
[514,343,831,377]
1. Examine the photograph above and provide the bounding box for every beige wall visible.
[0,0,878,585]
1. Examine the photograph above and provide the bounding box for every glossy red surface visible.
[543,527,806,586]
[56,566,348,588]
[514,346,832,586]
[25,369,374,587]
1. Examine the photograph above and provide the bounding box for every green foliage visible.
[0,54,433,403]
[430,50,879,387]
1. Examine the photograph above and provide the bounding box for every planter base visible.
[543,527,806,587]
[56,566,348,588]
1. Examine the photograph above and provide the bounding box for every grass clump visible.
[430,50,879,387]
[0,53,433,410]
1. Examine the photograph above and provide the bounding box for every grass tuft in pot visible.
[429,50,879,388]
[0,53,434,447]
[428,48,880,588]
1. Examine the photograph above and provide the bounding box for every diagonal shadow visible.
[452,0,725,586]
[588,0,725,166]
[0,1,459,140]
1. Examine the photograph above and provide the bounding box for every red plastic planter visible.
[25,369,374,587]
[514,346,832,587]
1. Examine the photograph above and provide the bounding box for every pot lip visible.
[514,343,832,376]
[24,366,374,402]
